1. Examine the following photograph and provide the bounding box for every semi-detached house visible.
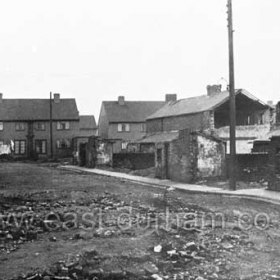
[98,95,175,153]
[0,93,81,158]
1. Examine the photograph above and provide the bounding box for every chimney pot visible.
[118,96,125,105]
[165,94,177,102]
[267,100,274,106]
[54,93,60,103]
[207,84,222,96]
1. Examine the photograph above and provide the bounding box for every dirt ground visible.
[1,163,280,280]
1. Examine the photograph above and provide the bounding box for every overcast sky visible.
[0,0,279,119]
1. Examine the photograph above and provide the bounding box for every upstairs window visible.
[15,123,25,131]
[0,122,3,131]
[117,123,130,132]
[57,121,70,130]
[35,122,46,131]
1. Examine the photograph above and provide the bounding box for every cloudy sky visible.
[0,0,279,119]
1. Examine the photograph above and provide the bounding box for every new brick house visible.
[0,93,81,158]
[146,85,274,154]
[98,95,175,153]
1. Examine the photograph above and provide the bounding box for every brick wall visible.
[113,153,155,170]
[196,135,226,179]
[167,129,194,182]
[146,111,212,133]
[226,154,269,182]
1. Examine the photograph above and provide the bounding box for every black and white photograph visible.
[0,0,280,279]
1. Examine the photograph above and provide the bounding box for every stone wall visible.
[196,135,226,179]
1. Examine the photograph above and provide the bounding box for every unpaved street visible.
[1,162,280,280]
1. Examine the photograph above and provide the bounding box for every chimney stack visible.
[267,100,274,107]
[207,84,222,96]
[165,94,177,102]
[0,93,2,103]
[118,96,125,105]
[53,93,60,103]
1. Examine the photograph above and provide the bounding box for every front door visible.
[164,143,169,179]
[79,143,87,166]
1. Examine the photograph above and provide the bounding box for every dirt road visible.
[1,162,280,280]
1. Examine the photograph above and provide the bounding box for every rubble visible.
[1,173,280,280]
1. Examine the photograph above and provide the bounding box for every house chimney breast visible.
[165,94,177,102]
[0,93,2,103]
[207,84,222,96]
[54,93,60,103]
[118,96,125,105]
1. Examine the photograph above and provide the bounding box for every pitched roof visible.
[0,99,79,121]
[135,130,224,144]
[147,89,269,120]
[79,115,97,130]
[103,101,166,123]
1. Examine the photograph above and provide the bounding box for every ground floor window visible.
[14,140,26,155]
[35,140,47,154]
[56,139,71,149]
[121,141,128,150]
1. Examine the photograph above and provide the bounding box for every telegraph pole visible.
[227,0,236,190]
[50,92,53,158]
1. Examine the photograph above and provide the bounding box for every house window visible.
[56,139,71,149]
[35,122,46,131]
[14,140,26,155]
[0,122,3,131]
[35,140,47,154]
[15,123,25,131]
[57,121,70,130]
[117,123,130,132]
[121,141,128,150]
[140,123,146,132]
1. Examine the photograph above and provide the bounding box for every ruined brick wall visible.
[196,135,226,179]
[154,130,226,183]
[154,129,195,182]
[167,130,194,182]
